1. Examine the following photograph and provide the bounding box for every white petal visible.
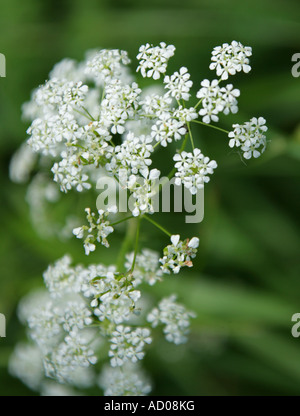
[188,237,199,249]
[171,234,180,246]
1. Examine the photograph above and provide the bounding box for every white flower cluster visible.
[85,49,131,85]
[160,235,200,274]
[174,148,218,194]
[9,343,45,391]
[101,80,141,135]
[98,363,151,396]
[17,40,267,220]
[91,271,141,325]
[140,91,172,117]
[125,249,163,286]
[43,254,83,297]
[127,168,160,216]
[25,173,70,239]
[151,112,187,147]
[13,287,97,386]
[210,40,252,80]
[10,253,160,393]
[10,40,268,396]
[137,42,175,80]
[106,132,153,177]
[164,67,193,101]
[194,41,253,125]
[109,325,152,367]
[197,79,240,123]
[228,117,268,159]
[23,51,134,194]
[44,330,98,384]
[73,206,117,254]
[9,143,37,184]
[147,295,196,345]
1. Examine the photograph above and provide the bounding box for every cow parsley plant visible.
[10,40,268,396]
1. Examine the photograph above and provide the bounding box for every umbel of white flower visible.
[9,40,269,396]
[10,252,195,395]
[98,363,151,396]
[137,42,175,80]
[228,117,268,159]
[196,79,240,123]
[173,148,218,195]
[73,206,117,255]
[160,235,200,274]
[209,41,252,80]
[19,39,267,199]
[147,295,196,345]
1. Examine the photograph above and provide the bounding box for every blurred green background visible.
[1,0,300,396]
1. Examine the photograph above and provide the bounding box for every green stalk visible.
[144,215,172,237]
[191,119,230,134]
[110,215,134,227]
[130,217,142,272]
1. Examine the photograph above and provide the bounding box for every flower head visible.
[147,295,196,345]
[164,67,193,101]
[137,42,175,80]
[160,234,200,274]
[173,148,217,194]
[73,206,117,254]
[210,40,252,80]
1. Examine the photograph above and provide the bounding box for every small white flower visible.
[109,325,152,367]
[173,148,217,194]
[151,113,186,147]
[196,79,240,123]
[228,117,268,159]
[85,49,131,84]
[98,363,152,396]
[188,237,200,249]
[164,67,193,101]
[171,234,180,246]
[160,235,200,274]
[137,42,175,80]
[73,207,117,254]
[173,106,198,123]
[126,169,161,217]
[125,249,163,286]
[147,295,196,345]
[210,40,252,80]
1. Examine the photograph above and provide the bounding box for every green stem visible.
[194,97,204,110]
[144,215,172,237]
[187,122,195,149]
[81,106,96,121]
[191,119,230,134]
[167,167,176,180]
[130,217,142,272]
[153,141,161,149]
[139,113,156,119]
[74,108,91,120]
[110,215,134,227]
